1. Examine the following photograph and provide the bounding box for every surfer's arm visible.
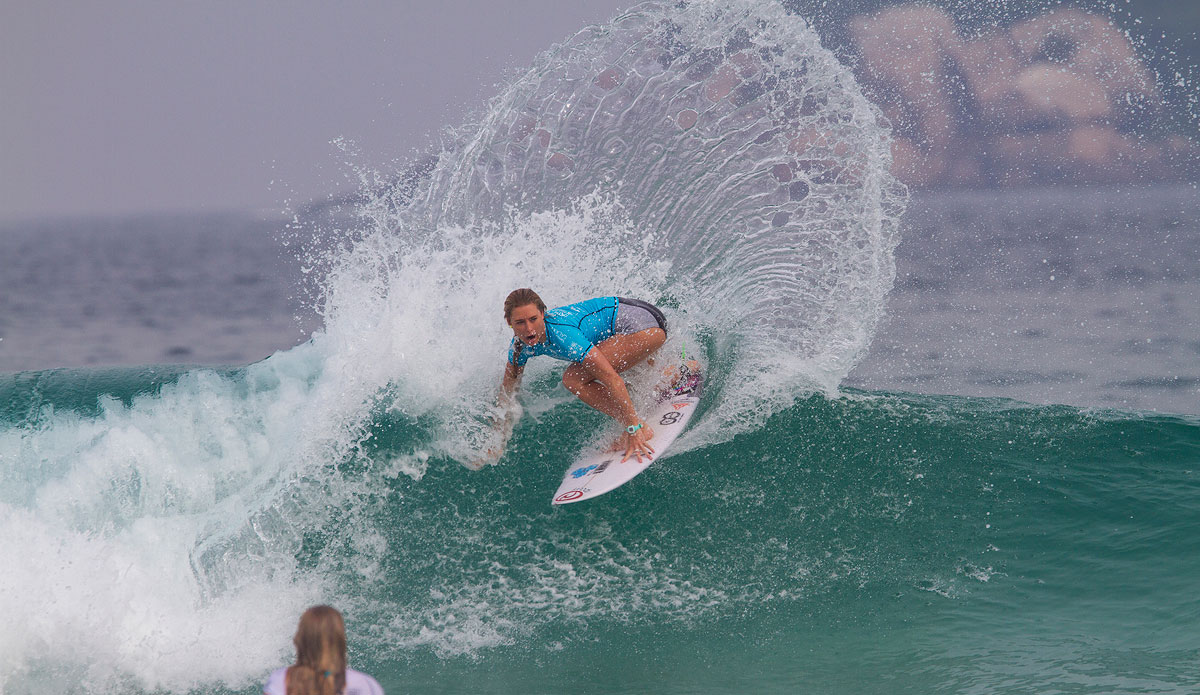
[469,360,523,470]
[500,359,522,403]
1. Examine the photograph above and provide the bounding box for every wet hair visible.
[286,606,347,695]
[503,288,546,323]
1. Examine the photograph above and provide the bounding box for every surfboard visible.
[552,359,704,505]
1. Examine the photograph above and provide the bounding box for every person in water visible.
[263,605,384,695]
[495,288,667,463]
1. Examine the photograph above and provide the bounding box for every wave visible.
[3,364,1197,692]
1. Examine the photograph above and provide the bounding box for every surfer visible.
[490,288,667,463]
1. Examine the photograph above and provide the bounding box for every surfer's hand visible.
[467,446,502,470]
[472,400,519,469]
[621,425,655,463]
[468,420,510,470]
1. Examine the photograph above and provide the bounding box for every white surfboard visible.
[552,360,704,505]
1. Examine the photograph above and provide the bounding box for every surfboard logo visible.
[571,464,599,479]
[555,490,585,502]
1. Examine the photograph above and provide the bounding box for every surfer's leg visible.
[561,327,666,419]
[561,369,628,421]
[595,327,666,373]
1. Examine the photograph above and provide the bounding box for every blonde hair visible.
[286,606,347,695]
[503,288,546,323]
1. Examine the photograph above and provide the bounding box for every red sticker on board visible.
[555,490,585,502]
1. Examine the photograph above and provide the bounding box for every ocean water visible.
[0,213,319,370]
[847,184,1200,416]
[2,1,1198,694]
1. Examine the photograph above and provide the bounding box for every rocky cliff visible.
[847,6,1197,187]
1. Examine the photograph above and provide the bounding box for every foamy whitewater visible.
[5,1,1198,694]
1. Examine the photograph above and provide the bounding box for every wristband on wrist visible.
[625,422,643,435]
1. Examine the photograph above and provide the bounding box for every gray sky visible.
[1,0,630,220]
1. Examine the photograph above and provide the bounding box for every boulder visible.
[850,5,960,151]
[951,34,1024,127]
[1009,9,1161,126]
[1013,64,1112,124]
[845,4,1183,187]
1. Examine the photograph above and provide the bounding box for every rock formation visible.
[848,6,1197,187]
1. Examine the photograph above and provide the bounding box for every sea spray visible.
[317,0,905,457]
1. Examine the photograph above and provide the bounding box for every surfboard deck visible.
[552,360,704,505]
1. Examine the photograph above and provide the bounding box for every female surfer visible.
[263,605,384,695]
[490,288,667,463]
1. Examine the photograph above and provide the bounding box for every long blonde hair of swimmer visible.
[286,605,347,695]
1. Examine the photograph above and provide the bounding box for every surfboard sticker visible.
[552,360,703,505]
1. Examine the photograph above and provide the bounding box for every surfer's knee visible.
[632,327,666,358]
[561,363,585,392]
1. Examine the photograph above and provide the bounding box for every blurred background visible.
[2,0,1195,220]
[789,0,1199,188]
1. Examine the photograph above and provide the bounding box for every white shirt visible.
[263,666,385,695]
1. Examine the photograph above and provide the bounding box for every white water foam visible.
[0,362,285,691]
[0,343,411,693]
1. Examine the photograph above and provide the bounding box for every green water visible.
[2,359,1197,694]
[306,392,1200,694]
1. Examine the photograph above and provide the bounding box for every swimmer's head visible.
[505,288,547,346]
[290,605,346,695]
[504,288,545,323]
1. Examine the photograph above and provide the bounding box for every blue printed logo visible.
[571,464,598,479]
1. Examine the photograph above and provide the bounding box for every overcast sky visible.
[1,1,631,220]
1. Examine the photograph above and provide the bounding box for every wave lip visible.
[331,0,905,449]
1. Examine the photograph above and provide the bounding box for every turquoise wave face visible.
[0,365,239,423]
[335,390,1200,693]
[7,365,1193,693]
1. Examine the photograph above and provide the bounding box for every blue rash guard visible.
[508,296,619,367]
